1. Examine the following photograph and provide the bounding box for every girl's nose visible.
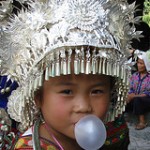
[73,95,92,113]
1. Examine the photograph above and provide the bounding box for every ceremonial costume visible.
[0,0,141,149]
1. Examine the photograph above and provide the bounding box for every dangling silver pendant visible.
[81,59,85,73]
[86,60,91,74]
[45,67,49,81]
[67,48,72,74]
[102,58,106,74]
[56,62,60,76]
[62,61,67,75]
[99,57,102,74]
[51,62,55,77]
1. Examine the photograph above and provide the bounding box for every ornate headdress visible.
[0,0,142,130]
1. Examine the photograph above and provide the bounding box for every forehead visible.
[138,58,145,64]
[44,74,111,86]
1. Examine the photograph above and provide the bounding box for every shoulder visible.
[104,115,129,149]
[14,128,33,149]
[132,72,139,76]
[14,127,60,150]
[130,72,139,79]
[147,73,150,77]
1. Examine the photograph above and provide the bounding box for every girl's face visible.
[38,74,111,139]
[137,58,147,73]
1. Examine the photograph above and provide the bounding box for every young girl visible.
[16,73,113,150]
[0,0,141,149]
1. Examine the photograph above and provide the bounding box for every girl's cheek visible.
[94,102,109,118]
[51,98,71,115]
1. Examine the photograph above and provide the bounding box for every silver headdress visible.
[0,0,142,130]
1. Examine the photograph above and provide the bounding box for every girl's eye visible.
[91,89,103,95]
[60,90,73,95]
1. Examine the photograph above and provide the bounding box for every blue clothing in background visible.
[0,75,18,109]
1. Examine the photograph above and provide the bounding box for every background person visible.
[126,50,150,130]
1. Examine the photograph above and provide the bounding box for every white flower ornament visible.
[65,0,106,31]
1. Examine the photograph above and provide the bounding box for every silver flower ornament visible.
[64,0,106,31]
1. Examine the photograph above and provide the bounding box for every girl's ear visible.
[34,88,43,108]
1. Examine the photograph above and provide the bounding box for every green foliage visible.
[142,0,150,27]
